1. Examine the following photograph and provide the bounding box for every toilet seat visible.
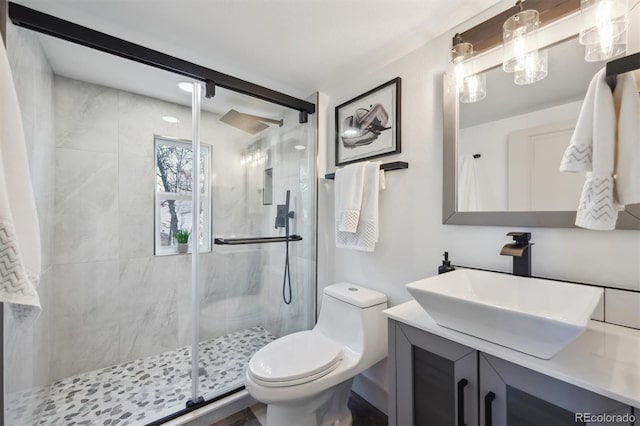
[248,331,343,388]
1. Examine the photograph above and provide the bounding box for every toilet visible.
[244,282,388,426]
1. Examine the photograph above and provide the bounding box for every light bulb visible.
[460,73,487,103]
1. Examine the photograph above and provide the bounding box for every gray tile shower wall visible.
[47,75,316,382]
[5,23,54,402]
[48,76,264,381]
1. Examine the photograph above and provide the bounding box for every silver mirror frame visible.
[442,76,640,229]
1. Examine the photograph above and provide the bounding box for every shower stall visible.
[3,4,317,425]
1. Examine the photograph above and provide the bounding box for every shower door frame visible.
[4,2,318,424]
[7,2,315,116]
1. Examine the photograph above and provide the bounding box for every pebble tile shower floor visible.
[6,326,276,426]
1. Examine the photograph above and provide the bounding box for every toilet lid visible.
[249,331,342,383]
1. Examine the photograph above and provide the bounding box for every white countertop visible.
[384,300,640,409]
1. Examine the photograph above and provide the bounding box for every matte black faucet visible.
[500,232,534,277]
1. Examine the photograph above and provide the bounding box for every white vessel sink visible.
[406,269,603,359]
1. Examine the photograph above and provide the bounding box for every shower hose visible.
[283,232,292,304]
[282,189,293,304]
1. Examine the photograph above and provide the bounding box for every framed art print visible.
[335,77,401,166]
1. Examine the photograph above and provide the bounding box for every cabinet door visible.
[479,353,634,426]
[391,321,478,426]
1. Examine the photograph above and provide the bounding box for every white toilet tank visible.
[314,283,388,363]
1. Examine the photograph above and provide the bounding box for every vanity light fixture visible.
[447,34,486,103]
[503,1,541,73]
[460,73,487,103]
[446,34,475,94]
[579,0,628,61]
[514,48,548,84]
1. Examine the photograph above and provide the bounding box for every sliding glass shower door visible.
[192,88,317,402]
[4,14,316,426]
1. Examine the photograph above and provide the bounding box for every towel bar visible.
[214,235,303,245]
[324,161,408,180]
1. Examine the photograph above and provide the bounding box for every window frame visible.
[154,135,212,256]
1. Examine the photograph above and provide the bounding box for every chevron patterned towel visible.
[0,37,42,323]
[575,175,617,231]
[336,161,385,251]
[560,68,619,230]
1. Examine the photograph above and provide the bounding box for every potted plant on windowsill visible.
[176,229,190,254]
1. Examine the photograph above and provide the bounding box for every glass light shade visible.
[460,73,486,103]
[584,39,627,61]
[503,9,540,73]
[514,49,548,85]
[446,42,474,94]
[579,0,628,45]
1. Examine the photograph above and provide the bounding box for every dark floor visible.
[212,408,262,426]
[212,391,388,426]
[348,391,388,426]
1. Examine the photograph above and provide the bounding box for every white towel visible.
[560,68,619,231]
[336,161,385,251]
[334,162,366,232]
[0,38,42,323]
[613,72,640,206]
[458,155,482,211]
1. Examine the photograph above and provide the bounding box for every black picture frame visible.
[335,77,401,166]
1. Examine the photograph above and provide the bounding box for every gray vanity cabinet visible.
[479,353,634,426]
[389,320,635,426]
[389,321,479,426]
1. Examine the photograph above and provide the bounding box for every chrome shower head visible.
[219,109,283,134]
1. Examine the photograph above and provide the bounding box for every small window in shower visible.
[154,136,212,255]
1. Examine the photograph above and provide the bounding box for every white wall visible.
[317,1,640,413]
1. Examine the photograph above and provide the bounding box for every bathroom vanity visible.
[385,301,640,426]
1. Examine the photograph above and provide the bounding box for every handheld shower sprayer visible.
[275,190,294,304]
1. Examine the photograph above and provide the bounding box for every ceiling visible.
[37,33,287,119]
[13,0,503,99]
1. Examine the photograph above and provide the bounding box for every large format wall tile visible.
[49,261,121,380]
[118,256,184,361]
[118,153,155,259]
[50,323,120,382]
[53,148,119,264]
[117,91,191,157]
[51,261,121,329]
[54,76,118,153]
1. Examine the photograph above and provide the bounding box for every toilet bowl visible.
[245,282,388,426]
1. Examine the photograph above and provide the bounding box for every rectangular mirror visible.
[443,36,640,229]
